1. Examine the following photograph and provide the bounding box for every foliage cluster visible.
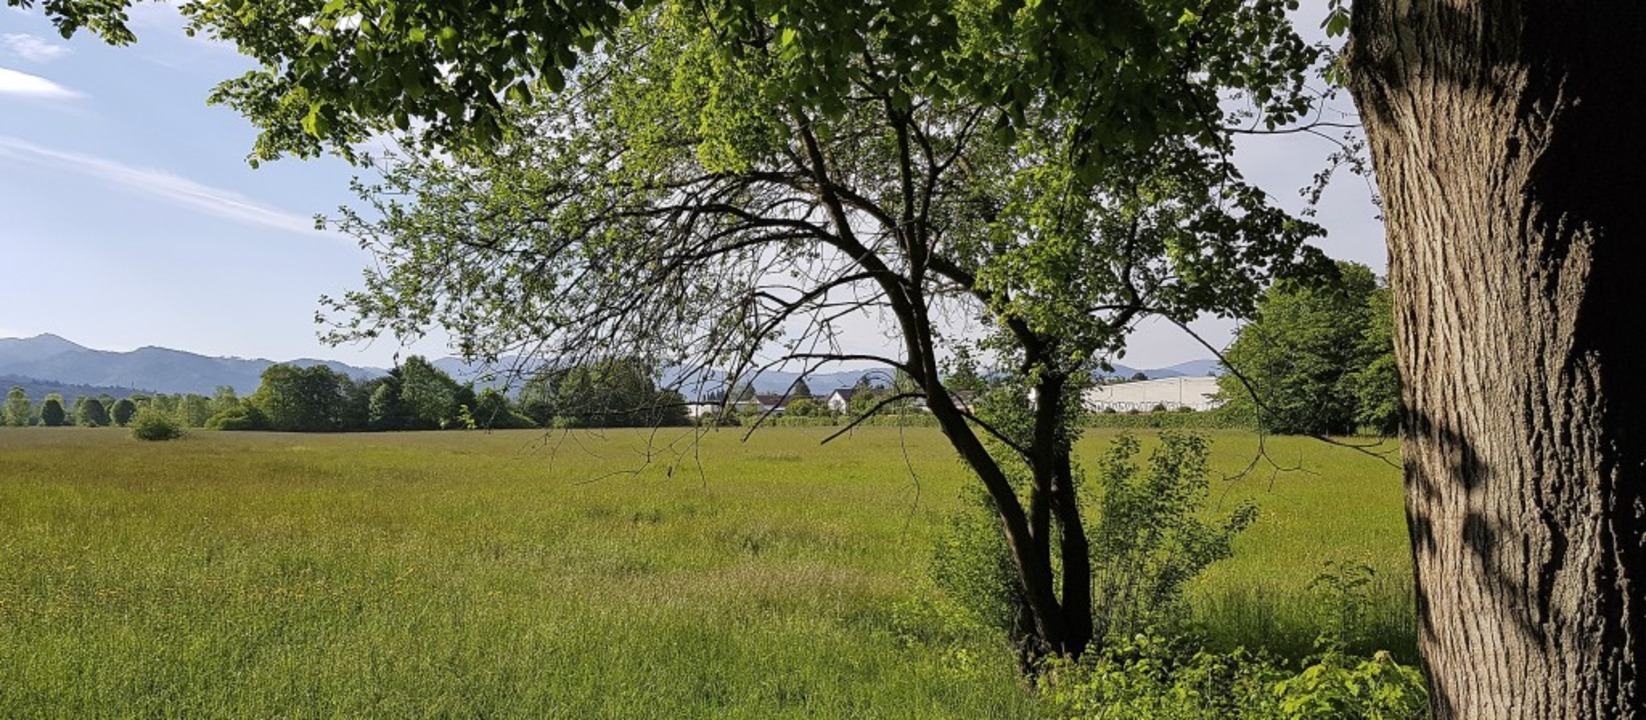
[934,432,1255,652]
[1218,262,1397,436]
[516,358,687,429]
[3,387,31,427]
[1088,434,1257,640]
[129,406,185,442]
[1039,636,1427,720]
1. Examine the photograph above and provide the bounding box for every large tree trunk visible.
[1347,3,1646,717]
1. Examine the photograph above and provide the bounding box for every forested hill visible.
[0,334,385,396]
[0,374,155,404]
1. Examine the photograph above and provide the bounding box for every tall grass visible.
[0,427,1411,716]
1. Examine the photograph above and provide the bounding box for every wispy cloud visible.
[0,67,81,99]
[0,135,324,237]
[1,34,70,63]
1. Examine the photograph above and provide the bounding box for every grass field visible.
[0,427,1410,717]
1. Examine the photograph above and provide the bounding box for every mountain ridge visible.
[0,334,1221,399]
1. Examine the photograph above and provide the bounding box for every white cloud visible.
[0,135,324,237]
[0,67,81,99]
[1,34,70,63]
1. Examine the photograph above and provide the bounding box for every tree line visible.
[211,356,690,432]
[3,384,228,429]
[3,356,692,433]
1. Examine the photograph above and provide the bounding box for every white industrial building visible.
[1082,376,1223,413]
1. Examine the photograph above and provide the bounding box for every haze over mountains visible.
[0,334,1220,399]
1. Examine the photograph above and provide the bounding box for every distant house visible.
[825,388,858,414]
[684,402,721,420]
[753,393,795,415]
[1082,376,1221,412]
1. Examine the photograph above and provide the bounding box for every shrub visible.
[933,432,1256,651]
[1088,433,1258,641]
[206,404,269,431]
[786,397,822,417]
[1040,634,1428,720]
[130,407,184,441]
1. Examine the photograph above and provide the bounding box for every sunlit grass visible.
[0,426,1411,716]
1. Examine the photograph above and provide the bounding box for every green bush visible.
[1040,635,1428,720]
[130,407,184,442]
[933,432,1256,650]
[206,404,269,431]
[785,397,823,417]
[1088,433,1258,641]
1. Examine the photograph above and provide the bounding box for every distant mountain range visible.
[0,334,387,397]
[0,334,1221,400]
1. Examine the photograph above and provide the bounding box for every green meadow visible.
[0,427,1410,717]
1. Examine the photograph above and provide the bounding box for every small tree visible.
[130,406,184,441]
[786,397,822,418]
[109,398,137,427]
[3,387,31,427]
[847,386,883,418]
[177,394,215,428]
[935,432,1255,658]
[39,394,67,427]
[945,347,988,394]
[209,386,241,417]
[78,398,110,427]
[1086,433,1256,641]
[367,378,407,430]
[27,0,1331,666]
[515,372,557,427]
[206,402,269,431]
[397,355,467,429]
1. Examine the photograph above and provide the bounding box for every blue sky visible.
[0,3,1384,370]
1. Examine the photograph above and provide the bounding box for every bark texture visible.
[1348,3,1646,717]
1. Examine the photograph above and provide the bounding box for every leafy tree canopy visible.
[3,387,31,427]
[248,363,351,432]
[1217,261,1395,436]
[77,397,110,427]
[40,394,67,427]
[109,397,137,427]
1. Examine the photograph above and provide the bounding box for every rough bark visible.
[1348,3,1646,717]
